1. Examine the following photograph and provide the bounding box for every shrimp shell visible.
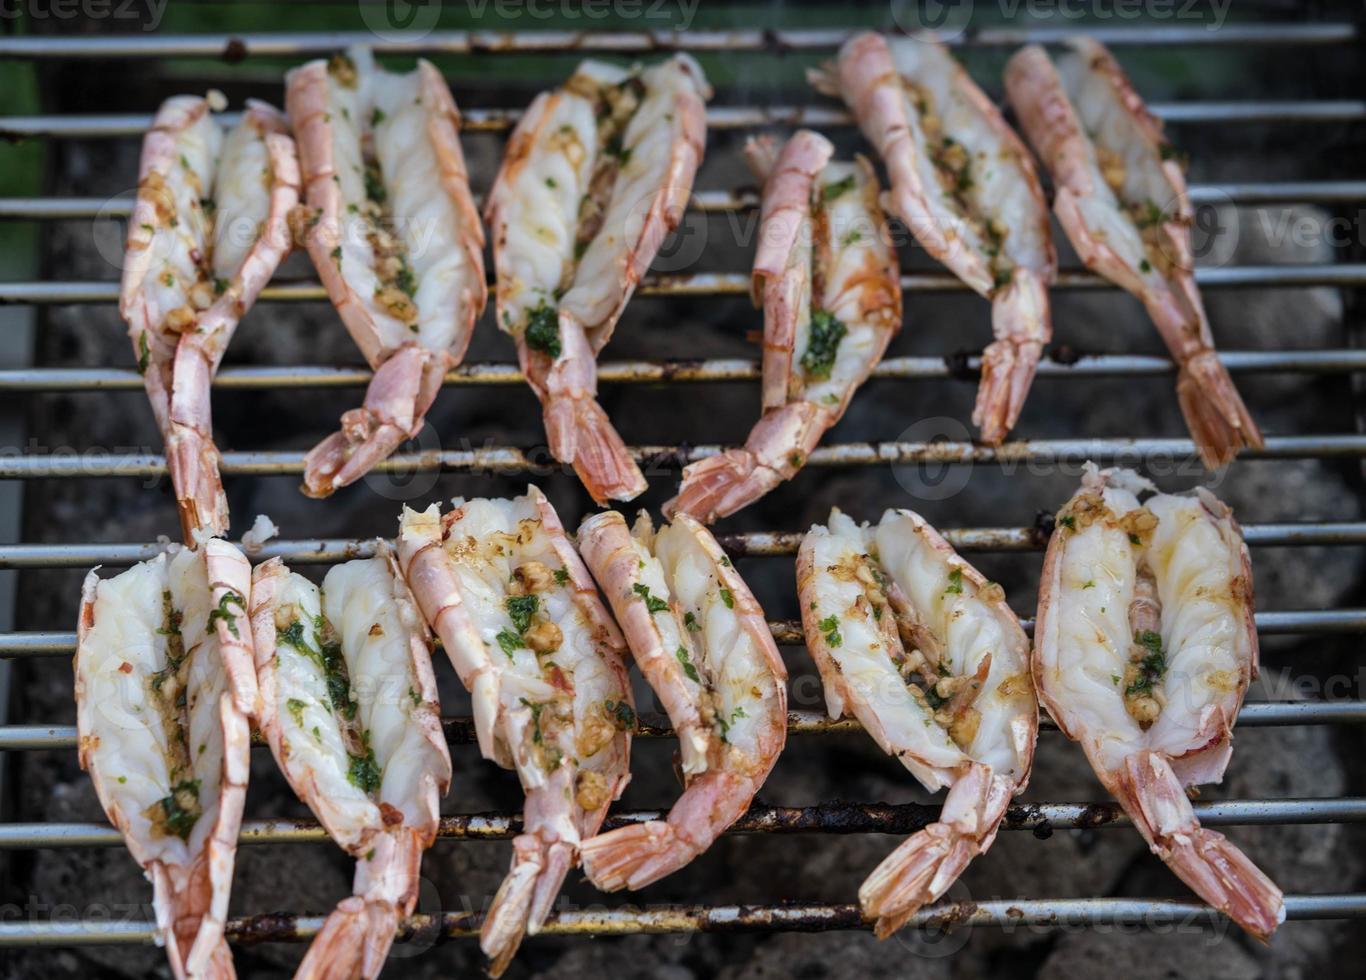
[1034,464,1281,938]
[121,98,299,540]
[485,56,710,504]
[577,510,788,889]
[287,47,487,497]
[665,130,901,523]
[75,540,257,979]
[1005,40,1261,468]
[797,508,1036,937]
[249,545,450,979]
[813,32,1056,444]
[395,487,632,976]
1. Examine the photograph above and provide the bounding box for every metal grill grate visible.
[2,15,1365,961]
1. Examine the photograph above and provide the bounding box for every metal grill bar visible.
[2,796,1361,851]
[4,701,1363,751]
[0,521,1356,571]
[4,101,1363,140]
[1,435,1362,481]
[0,24,1355,59]
[5,265,1363,305]
[2,894,1361,947]
[3,350,1365,393]
[4,180,1365,221]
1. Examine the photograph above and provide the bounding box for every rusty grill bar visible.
[1,16,1364,958]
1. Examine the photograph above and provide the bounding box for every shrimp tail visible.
[859,763,1011,940]
[1117,751,1284,940]
[581,772,753,891]
[294,897,400,980]
[974,271,1050,445]
[1175,350,1264,470]
[536,313,645,504]
[543,392,646,505]
[665,401,823,524]
[302,344,447,498]
[296,827,427,980]
[481,834,575,978]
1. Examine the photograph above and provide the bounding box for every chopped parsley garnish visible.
[496,628,522,660]
[1139,259,1152,274]
[818,614,842,648]
[719,587,735,609]
[545,176,558,189]
[137,333,151,375]
[347,743,382,794]
[1058,515,1076,529]
[206,591,245,638]
[821,175,856,202]
[524,302,562,359]
[553,567,570,586]
[675,646,700,684]
[363,165,386,205]
[943,569,964,595]
[213,277,228,295]
[1125,630,1168,696]
[156,779,202,840]
[393,258,417,297]
[604,699,636,730]
[286,698,307,727]
[923,685,949,710]
[505,594,540,634]
[684,611,701,632]
[841,229,863,247]
[800,309,847,380]
[371,108,386,126]
[632,582,669,614]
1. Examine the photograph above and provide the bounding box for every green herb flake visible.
[286,698,307,727]
[1058,515,1076,530]
[943,568,964,596]
[506,594,539,634]
[524,302,562,359]
[545,176,558,189]
[821,175,856,202]
[632,582,670,614]
[1139,259,1152,273]
[206,591,246,638]
[553,567,570,586]
[1125,630,1169,697]
[137,333,151,375]
[496,628,522,660]
[719,587,735,610]
[818,614,842,648]
[604,699,636,731]
[156,779,202,841]
[684,611,701,632]
[347,746,382,794]
[371,108,386,127]
[675,646,700,684]
[800,309,847,381]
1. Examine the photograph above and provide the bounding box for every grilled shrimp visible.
[122,95,299,539]
[286,47,487,497]
[396,487,632,975]
[248,546,450,979]
[664,131,901,523]
[812,32,1056,443]
[1005,40,1262,468]
[485,56,710,504]
[75,539,257,979]
[577,510,787,887]
[797,509,1036,938]
[1034,464,1282,937]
